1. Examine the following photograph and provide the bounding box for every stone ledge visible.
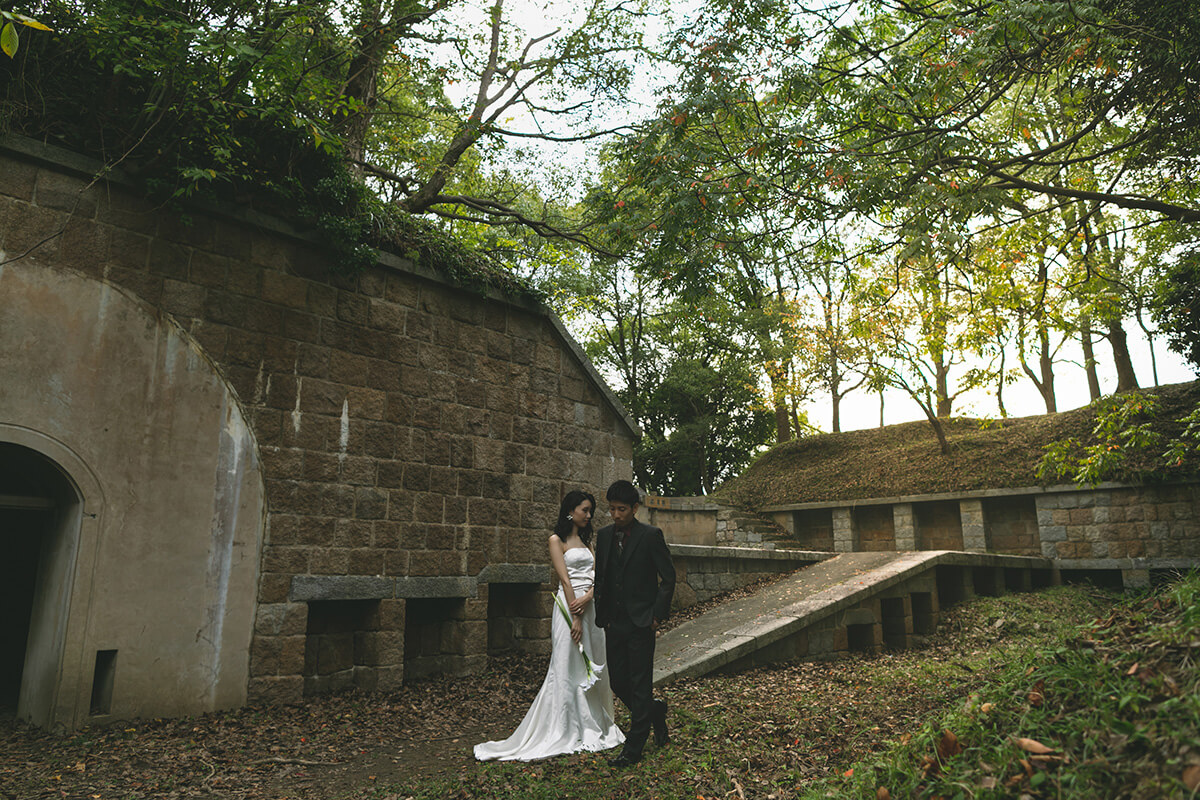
[395,576,476,598]
[477,564,549,584]
[759,480,1200,512]
[289,564,549,603]
[646,495,721,511]
[290,576,393,602]
[1057,557,1200,571]
[669,544,833,562]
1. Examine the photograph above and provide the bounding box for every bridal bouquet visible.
[553,593,602,690]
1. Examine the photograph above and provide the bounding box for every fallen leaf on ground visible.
[1012,737,1056,755]
[937,730,962,760]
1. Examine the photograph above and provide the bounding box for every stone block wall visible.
[915,500,964,550]
[485,581,553,656]
[668,545,825,609]
[984,496,1040,555]
[1036,484,1200,561]
[792,508,836,551]
[763,482,1199,584]
[0,139,636,707]
[853,505,896,551]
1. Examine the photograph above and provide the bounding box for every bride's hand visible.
[569,590,591,616]
[570,617,583,644]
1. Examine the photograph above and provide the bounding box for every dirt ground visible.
[1,573,794,800]
[1,653,539,800]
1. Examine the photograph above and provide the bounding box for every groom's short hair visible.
[606,480,641,506]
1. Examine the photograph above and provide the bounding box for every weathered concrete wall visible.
[646,497,720,546]
[646,496,795,549]
[0,135,636,720]
[0,261,265,729]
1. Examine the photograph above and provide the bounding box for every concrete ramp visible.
[654,550,1055,685]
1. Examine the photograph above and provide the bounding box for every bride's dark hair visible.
[554,490,596,547]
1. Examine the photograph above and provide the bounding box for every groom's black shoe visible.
[653,698,670,747]
[608,751,641,768]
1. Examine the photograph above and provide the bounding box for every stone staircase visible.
[715,505,793,549]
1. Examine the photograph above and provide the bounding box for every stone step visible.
[716,509,794,548]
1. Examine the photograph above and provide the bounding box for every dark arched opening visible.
[0,443,80,717]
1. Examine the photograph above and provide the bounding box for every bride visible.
[474,490,625,761]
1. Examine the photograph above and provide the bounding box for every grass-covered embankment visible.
[802,572,1200,799]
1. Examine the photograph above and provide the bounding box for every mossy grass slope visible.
[714,381,1200,510]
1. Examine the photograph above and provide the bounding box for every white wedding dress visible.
[474,547,625,761]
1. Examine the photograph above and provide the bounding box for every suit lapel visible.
[619,521,644,566]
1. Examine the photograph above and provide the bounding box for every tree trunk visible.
[935,358,952,417]
[1080,315,1102,400]
[995,345,1008,418]
[921,406,951,454]
[1135,306,1160,386]
[1033,324,1057,412]
[1108,318,1140,391]
[766,361,791,443]
[829,356,842,433]
[335,0,442,169]
[774,403,791,444]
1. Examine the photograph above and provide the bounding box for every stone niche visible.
[853,505,896,552]
[984,496,1040,555]
[792,508,835,551]
[915,500,964,550]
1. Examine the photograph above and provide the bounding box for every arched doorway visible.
[1,261,265,728]
[0,442,83,720]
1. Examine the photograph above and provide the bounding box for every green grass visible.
[799,573,1200,800]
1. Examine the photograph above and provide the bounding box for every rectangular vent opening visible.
[90,649,117,715]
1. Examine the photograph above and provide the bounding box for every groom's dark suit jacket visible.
[594,519,676,629]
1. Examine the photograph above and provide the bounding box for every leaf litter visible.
[0,584,1123,799]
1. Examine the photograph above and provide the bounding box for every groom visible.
[594,480,676,767]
